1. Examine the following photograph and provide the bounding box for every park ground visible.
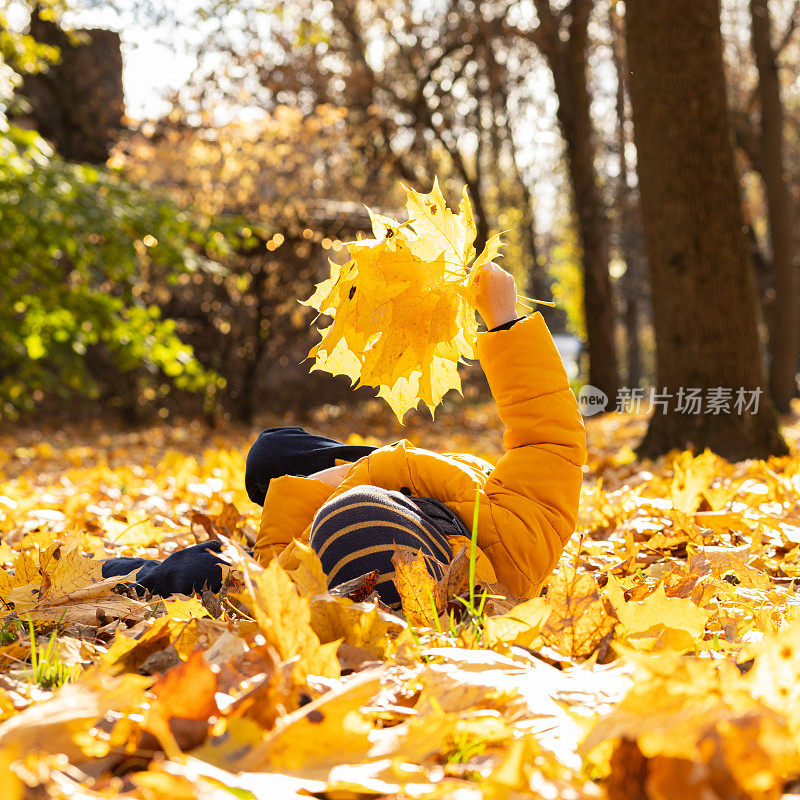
[1,401,800,798]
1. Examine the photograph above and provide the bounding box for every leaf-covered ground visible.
[1,400,800,799]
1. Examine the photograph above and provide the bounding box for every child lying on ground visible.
[103,263,586,605]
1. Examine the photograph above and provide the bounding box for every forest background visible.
[2,0,799,460]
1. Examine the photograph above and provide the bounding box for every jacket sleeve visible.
[337,313,586,597]
[253,475,335,565]
[476,313,587,594]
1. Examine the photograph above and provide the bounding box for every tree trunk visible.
[625,0,788,460]
[548,16,620,400]
[610,3,647,388]
[467,176,490,256]
[750,0,800,413]
[619,201,646,388]
[23,14,124,163]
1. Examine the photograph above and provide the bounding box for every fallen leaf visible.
[239,560,341,684]
[437,546,471,600]
[143,650,219,757]
[391,546,443,628]
[281,540,329,598]
[667,450,720,513]
[310,595,405,659]
[606,578,710,652]
[483,597,551,649]
[541,564,615,659]
[236,669,383,773]
[0,672,150,762]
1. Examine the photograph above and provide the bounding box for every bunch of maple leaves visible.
[0,406,799,800]
[304,179,503,420]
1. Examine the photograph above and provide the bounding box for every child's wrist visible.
[485,307,518,329]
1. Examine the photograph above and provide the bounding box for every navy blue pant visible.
[101,540,225,596]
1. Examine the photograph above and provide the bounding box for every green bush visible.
[0,127,233,417]
[0,6,235,418]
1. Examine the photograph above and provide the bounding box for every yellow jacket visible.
[254,313,587,598]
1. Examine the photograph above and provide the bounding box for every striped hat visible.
[310,485,456,609]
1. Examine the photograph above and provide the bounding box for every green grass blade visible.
[27,617,37,677]
[469,487,480,612]
[428,586,443,633]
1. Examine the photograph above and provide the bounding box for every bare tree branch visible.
[776,0,800,54]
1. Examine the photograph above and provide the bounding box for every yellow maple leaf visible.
[0,550,38,598]
[237,670,382,773]
[239,560,340,684]
[0,671,150,763]
[483,597,551,650]
[281,540,329,598]
[668,449,721,513]
[101,617,207,675]
[541,564,616,658]
[303,180,504,421]
[605,577,710,652]
[402,179,502,278]
[747,619,800,742]
[1,545,132,624]
[392,546,443,628]
[580,654,800,800]
[309,594,404,659]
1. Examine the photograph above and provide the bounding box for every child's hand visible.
[473,262,519,330]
